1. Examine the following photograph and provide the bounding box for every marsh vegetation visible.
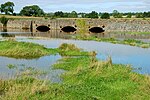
[75,35,150,48]
[0,42,150,99]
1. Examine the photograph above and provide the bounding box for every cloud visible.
[0,0,149,13]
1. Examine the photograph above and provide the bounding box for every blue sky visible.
[0,0,150,13]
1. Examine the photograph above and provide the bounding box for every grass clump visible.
[0,41,93,59]
[59,43,81,51]
[0,40,58,59]
[58,43,95,56]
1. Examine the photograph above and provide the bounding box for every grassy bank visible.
[0,41,57,59]
[75,35,150,48]
[1,56,150,99]
[0,41,92,59]
[52,57,150,99]
[107,31,150,35]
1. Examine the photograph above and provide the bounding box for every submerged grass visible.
[75,35,150,48]
[1,41,150,99]
[1,56,150,99]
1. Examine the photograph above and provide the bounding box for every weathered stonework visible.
[0,23,3,28]
[4,19,150,32]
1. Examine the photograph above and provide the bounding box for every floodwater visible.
[0,28,150,82]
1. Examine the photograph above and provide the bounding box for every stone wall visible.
[4,19,150,32]
[0,23,3,28]
[7,19,31,29]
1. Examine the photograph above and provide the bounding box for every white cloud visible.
[0,0,149,13]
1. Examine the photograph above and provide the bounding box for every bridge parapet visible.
[4,18,150,32]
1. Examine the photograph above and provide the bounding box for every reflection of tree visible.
[1,33,15,37]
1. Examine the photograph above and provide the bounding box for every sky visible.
[0,0,150,13]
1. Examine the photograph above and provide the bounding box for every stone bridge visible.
[3,18,150,33]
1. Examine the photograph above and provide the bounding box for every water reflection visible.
[1,28,150,81]
[0,55,65,83]
[1,27,150,40]
[17,38,150,74]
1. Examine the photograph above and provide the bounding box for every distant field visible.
[0,14,150,20]
[0,14,43,20]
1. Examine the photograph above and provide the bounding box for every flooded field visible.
[0,28,150,82]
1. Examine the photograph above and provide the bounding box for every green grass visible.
[1,56,150,99]
[52,56,150,100]
[108,31,150,35]
[58,43,96,56]
[1,41,150,99]
[0,40,58,59]
[75,35,150,48]
[0,41,93,59]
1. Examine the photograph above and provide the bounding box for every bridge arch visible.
[36,25,50,32]
[61,26,77,33]
[89,27,105,33]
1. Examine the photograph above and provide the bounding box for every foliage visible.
[135,12,144,18]
[54,11,64,17]
[126,13,132,18]
[0,16,9,27]
[143,12,150,18]
[75,19,87,34]
[20,5,45,17]
[85,11,99,18]
[112,10,123,18]
[101,12,110,19]
[68,11,78,18]
[0,1,14,15]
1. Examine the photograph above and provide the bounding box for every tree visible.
[143,12,150,18]
[101,13,110,19]
[88,11,99,18]
[135,12,143,18]
[20,5,44,17]
[0,1,15,15]
[54,11,64,17]
[68,11,78,18]
[112,10,122,18]
[126,13,132,18]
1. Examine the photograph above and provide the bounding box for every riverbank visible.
[75,35,150,48]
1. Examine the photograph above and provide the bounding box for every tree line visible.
[0,1,150,19]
